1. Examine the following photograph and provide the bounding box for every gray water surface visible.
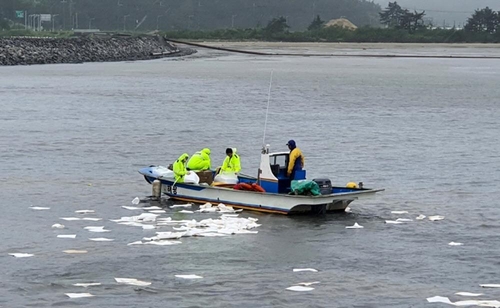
[1,47,500,307]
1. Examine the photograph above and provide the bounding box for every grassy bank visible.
[163,27,500,44]
[3,27,499,43]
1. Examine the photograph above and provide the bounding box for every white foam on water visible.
[75,210,95,214]
[122,206,141,210]
[52,223,65,229]
[345,222,364,229]
[429,215,445,221]
[396,218,413,222]
[82,218,102,221]
[117,222,146,227]
[286,286,314,292]
[199,202,212,209]
[195,203,243,213]
[385,220,404,224]
[427,296,453,304]
[84,226,110,233]
[65,293,94,298]
[73,282,101,287]
[155,232,186,239]
[416,214,426,220]
[179,210,194,214]
[57,234,76,239]
[454,300,500,307]
[455,292,483,297]
[30,206,50,210]
[125,214,260,245]
[61,217,82,221]
[293,268,318,272]
[142,206,162,210]
[170,203,193,208]
[137,213,160,222]
[220,214,239,218]
[481,284,500,288]
[174,274,203,279]
[144,240,182,246]
[115,278,151,286]
[142,225,156,230]
[196,207,219,213]
[131,197,140,205]
[89,238,114,242]
[297,281,320,286]
[148,210,166,214]
[197,233,229,237]
[391,211,408,214]
[427,296,500,307]
[63,250,88,254]
[449,242,464,246]
[8,253,34,258]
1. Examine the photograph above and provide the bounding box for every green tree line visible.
[161,7,500,43]
[1,1,499,43]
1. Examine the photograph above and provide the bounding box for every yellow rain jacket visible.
[173,153,189,183]
[221,148,241,173]
[187,148,211,171]
[287,148,304,177]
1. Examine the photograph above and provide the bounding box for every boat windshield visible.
[270,154,289,177]
[272,154,288,167]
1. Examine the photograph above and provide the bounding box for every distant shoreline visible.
[166,40,500,59]
[179,40,500,49]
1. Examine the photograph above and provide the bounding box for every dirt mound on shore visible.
[324,18,357,30]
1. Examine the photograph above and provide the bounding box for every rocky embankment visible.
[0,35,196,66]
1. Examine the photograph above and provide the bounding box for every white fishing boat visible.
[138,145,383,215]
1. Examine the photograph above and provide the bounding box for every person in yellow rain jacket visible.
[220,148,241,173]
[187,148,211,171]
[173,153,190,183]
[286,140,304,179]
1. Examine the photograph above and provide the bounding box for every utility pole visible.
[188,15,194,30]
[157,9,170,31]
[61,0,67,30]
[123,14,129,31]
[69,0,72,29]
[52,14,59,31]
[231,14,237,28]
[157,15,163,30]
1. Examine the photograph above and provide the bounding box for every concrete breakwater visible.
[0,35,196,66]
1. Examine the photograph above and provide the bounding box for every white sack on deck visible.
[213,172,238,184]
[184,172,200,184]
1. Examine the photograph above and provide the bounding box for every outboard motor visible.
[312,178,332,195]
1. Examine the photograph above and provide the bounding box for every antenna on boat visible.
[262,70,274,148]
[258,70,273,186]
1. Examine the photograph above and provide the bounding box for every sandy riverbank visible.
[172,40,500,58]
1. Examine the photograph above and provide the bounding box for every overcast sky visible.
[373,0,500,26]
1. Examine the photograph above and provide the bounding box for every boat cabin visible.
[240,145,306,194]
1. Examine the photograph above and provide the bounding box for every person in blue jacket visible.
[286,140,304,179]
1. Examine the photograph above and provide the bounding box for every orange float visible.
[251,183,266,193]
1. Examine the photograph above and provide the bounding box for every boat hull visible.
[142,174,382,215]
